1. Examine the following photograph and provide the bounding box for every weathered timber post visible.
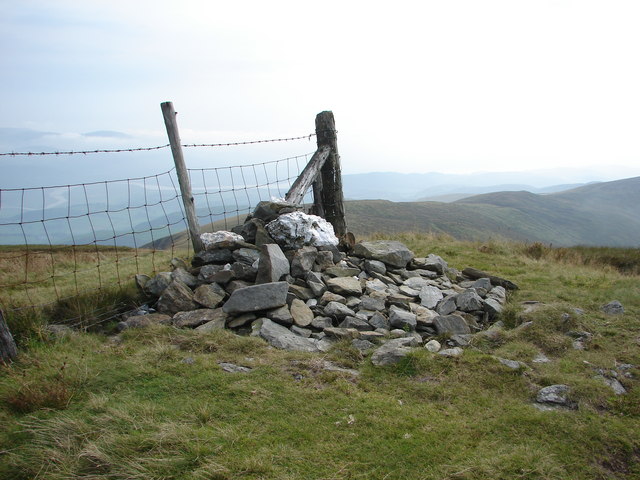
[161,101,204,253]
[315,111,346,238]
[0,309,18,363]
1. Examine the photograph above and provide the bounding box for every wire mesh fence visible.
[0,139,315,315]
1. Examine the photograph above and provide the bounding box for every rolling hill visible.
[149,176,640,248]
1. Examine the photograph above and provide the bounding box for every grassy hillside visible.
[1,234,639,479]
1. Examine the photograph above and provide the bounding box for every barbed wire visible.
[0,133,320,157]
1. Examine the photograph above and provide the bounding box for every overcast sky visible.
[1,0,639,180]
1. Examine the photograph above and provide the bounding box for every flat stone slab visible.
[326,277,362,296]
[353,240,414,268]
[257,318,320,352]
[223,281,289,314]
[371,337,415,366]
[433,314,471,335]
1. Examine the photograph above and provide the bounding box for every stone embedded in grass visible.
[173,309,224,329]
[371,337,417,366]
[601,300,624,315]
[424,339,441,353]
[222,281,289,314]
[438,347,464,357]
[535,384,575,410]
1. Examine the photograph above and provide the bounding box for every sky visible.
[1,0,640,186]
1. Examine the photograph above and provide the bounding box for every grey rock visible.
[483,298,503,318]
[197,264,225,283]
[157,280,198,314]
[601,300,624,315]
[365,278,388,294]
[371,337,416,366]
[43,324,75,338]
[144,272,172,296]
[364,259,387,275]
[218,362,252,373]
[290,246,318,277]
[436,296,458,316]
[352,338,376,352]
[495,357,526,370]
[325,266,361,278]
[231,262,258,282]
[171,267,198,288]
[256,244,290,284]
[258,318,320,352]
[311,316,333,329]
[315,250,336,270]
[319,291,347,305]
[265,305,293,326]
[252,200,298,223]
[404,276,432,290]
[194,310,229,331]
[360,295,386,312]
[222,281,289,314]
[449,334,473,346]
[421,254,449,274]
[424,339,441,353]
[456,289,484,312]
[173,309,222,329]
[368,311,390,330]
[399,285,420,297]
[388,306,417,330]
[290,325,313,338]
[232,247,261,265]
[419,285,444,309]
[532,352,551,363]
[135,273,151,291]
[193,283,226,309]
[438,347,463,358]
[226,312,257,329]
[595,375,627,395]
[324,301,356,319]
[536,384,573,407]
[305,271,327,297]
[433,315,471,335]
[472,278,492,291]
[353,240,414,268]
[323,327,360,340]
[488,286,507,303]
[192,248,234,267]
[339,316,373,331]
[326,277,362,296]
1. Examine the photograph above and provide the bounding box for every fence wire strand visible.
[0,146,316,321]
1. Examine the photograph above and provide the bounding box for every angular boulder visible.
[352,240,414,268]
[222,282,289,314]
[266,211,339,249]
[256,243,290,284]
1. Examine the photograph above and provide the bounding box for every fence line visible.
[0,133,317,157]
[0,150,314,315]
[0,106,345,335]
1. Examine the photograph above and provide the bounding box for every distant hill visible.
[147,176,640,249]
[344,176,640,247]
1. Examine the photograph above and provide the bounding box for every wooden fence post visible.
[0,309,18,363]
[315,111,346,238]
[161,102,204,253]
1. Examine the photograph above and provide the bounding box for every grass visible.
[0,244,191,345]
[1,233,639,479]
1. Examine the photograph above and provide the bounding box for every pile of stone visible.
[129,200,517,366]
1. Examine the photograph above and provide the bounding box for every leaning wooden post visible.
[315,111,346,238]
[161,101,204,253]
[0,309,18,364]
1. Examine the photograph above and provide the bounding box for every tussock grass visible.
[1,234,639,479]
